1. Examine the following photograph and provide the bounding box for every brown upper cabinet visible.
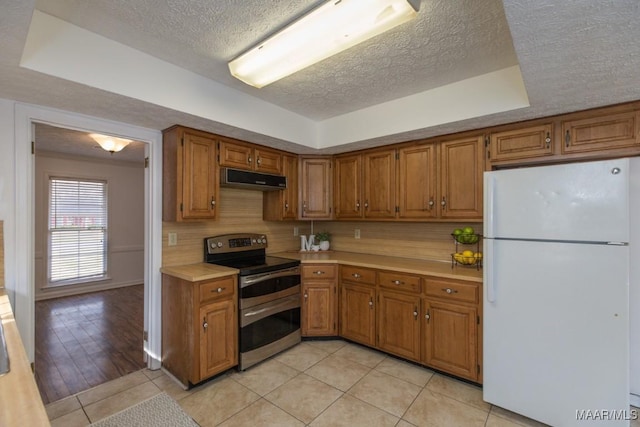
[300,157,333,219]
[263,153,298,221]
[397,143,437,219]
[218,138,282,175]
[561,110,640,155]
[334,149,397,220]
[163,126,219,221]
[488,123,554,163]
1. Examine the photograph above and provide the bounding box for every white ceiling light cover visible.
[90,133,132,153]
[228,0,419,88]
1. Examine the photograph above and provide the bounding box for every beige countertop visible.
[160,263,239,282]
[161,251,482,283]
[275,250,483,283]
[0,289,50,427]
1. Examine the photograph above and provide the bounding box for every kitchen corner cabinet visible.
[163,126,219,221]
[162,274,238,387]
[263,153,298,221]
[301,264,338,336]
[488,123,554,163]
[218,138,282,174]
[300,157,332,219]
[423,277,481,382]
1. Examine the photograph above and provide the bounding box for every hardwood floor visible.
[35,285,146,404]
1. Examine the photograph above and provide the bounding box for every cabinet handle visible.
[441,197,446,209]
[352,273,361,279]
[428,198,434,210]
[203,318,208,330]
[213,287,225,293]
[545,132,551,148]
[248,155,252,164]
[211,197,216,208]
[392,280,405,285]
[442,288,458,294]
[356,200,360,211]
[425,310,430,321]
[565,130,570,147]
[313,270,325,275]
[369,298,374,308]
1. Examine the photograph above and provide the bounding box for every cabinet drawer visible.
[302,264,336,280]
[378,271,421,293]
[199,277,236,305]
[425,279,478,304]
[340,266,376,285]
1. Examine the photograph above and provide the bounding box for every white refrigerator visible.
[483,158,640,426]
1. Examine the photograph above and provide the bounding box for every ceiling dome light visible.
[90,133,132,153]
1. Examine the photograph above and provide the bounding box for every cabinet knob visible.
[545,132,551,148]
[203,319,208,330]
[442,288,458,294]
[425,311,430,321]
[392,280,405,285]
[428,199,434,209]
[441,197,446,208]
[248,155,252,164]
[565,130,571,147]
[285,202,289,209]
[314,270,325,275]
[304,293,308,299]
[215,287,224,293]
[413,308,418,319]
[356,200,360,210]
[211,197,216,207]
[352,273,361,279]
[364,200,369,209]
[369,299,374,308]
[257,156,261,166]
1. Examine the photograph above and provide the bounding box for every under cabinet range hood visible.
[220,168,286,191]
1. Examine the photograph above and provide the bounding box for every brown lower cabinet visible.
[316,264,483,383]
[162,274,238,387]
[301,264,338,336]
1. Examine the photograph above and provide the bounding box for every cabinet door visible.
[398,143,437,219]
[489,124,554,162]
[562,111,640,154]
[218,140,253,170]
[300,157,332,219]
[423,299,478,381]
[199,299,237,381]
[255,147,282,174]
[263,154,298,220]
[182,132,218,219]
[340,282,375,346]
[377,290,421,361]
[302,282,337,336]
[334,154,362,219]
[439,136,483,219]
[364,149,396,219]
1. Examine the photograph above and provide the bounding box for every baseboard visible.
[35,280,142,301]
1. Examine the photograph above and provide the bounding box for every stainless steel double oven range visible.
[204,233,301,370]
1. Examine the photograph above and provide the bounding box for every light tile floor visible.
[45,340,640,427]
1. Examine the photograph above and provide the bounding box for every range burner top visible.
[204,233,299,276]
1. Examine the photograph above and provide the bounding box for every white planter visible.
[319,241,330,251]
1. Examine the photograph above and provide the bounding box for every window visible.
[48,177,108,284]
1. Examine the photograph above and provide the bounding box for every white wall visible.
[34,152,144,300]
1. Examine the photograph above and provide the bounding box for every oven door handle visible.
[240,266,300,287]
[240,294,300,327]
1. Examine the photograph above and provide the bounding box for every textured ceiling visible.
[1,0,640,157]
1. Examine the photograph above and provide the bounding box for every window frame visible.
[47,176,109,287]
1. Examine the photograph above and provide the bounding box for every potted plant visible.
[315,231,331,251]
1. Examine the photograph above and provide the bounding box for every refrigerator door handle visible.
[486,238,496,303]
[485,174,496,238]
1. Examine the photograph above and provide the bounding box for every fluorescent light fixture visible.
[228,0,419,88]
[90,133,132,153]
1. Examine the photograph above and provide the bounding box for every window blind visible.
[48,178,107,283]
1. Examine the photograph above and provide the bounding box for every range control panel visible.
[205,233,268,254]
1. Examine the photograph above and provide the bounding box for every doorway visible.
[12,104,163,400]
